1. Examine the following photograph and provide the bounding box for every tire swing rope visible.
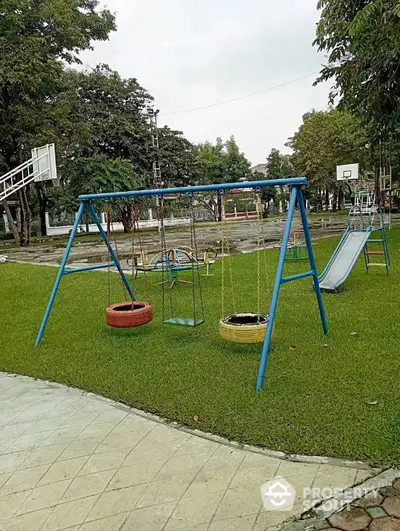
[105,200,153,328]
[219,188,270,344]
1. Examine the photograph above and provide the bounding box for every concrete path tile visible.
[87,484,147,521]
[156,453,211,480]
[79,513,129,531]
[287,472,320,505]
[76,421,119,441]
[355,469,375,483]
[106,460,165,490]
[121,502,175,530]
[277,460,320,478]
[213,485,263,521]
[0,473,11,491]
[0,489,31,521]
[170,434,217,458]
[182,465,238,499]
[0,422,35,441]
[41,426,85,447]
[122,440,181,466]
[19,444,66,469]
[0,464,49,495]
[313,465,358,492]
[110,415,156,436]
[58,437,103,461]
[164,490,224,530]
[254,503,303,531]
[62,470,116,502]
[203,445,246,470]
[24,416,66,435]
[140,424,190,445]
[94,431,146,453]
[136,473,195,508]
[38,456,88,485]
[229,454,280,489]
[4,507,52,531]
[59,412,102,428]
[91,409,128,424]
[0,451,31,474]
[41,494,99,530]
[78,449,129,475]
[17,478,71,514]
[208,513,258,530]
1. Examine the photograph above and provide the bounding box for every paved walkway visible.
[0,374,373,531]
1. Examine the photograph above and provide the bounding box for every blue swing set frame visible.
[35,177,328,391]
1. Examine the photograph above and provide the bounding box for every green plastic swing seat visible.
[163,317,204,327]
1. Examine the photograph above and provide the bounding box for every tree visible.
[0,0,116,245]
[157,126,198,188]
[314,0,400,134]
[195,136,251,220]
[248,171,277,215]
[287,109,368,210]
[225,135,251,182]
[60,155,145,233]
[266,149,294,210]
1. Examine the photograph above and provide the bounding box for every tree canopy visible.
[0,0,116,244]
[314,0,400,134]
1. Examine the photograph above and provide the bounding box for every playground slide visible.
[318,228,371,292]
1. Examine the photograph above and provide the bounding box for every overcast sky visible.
[83,0,330,165]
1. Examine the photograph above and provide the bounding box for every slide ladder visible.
[0,144,57,202]
[319,206,390,292]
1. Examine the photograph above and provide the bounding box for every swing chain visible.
[157,195,173,321]
[189,194,205,322]
[131,201,151,304]
[220,192,236,316]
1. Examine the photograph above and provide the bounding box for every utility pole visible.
[148,109,163,188]
[148,109,163,231]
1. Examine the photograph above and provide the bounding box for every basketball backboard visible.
[336,163,359,181]
[32,144,58,182]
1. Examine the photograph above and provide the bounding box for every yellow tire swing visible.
[219,190,271,344]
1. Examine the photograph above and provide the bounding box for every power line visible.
[163,71,319,116]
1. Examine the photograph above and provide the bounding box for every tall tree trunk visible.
[1,200,20,244]
[17,186,31,246]
[35,182,47,236]
[324,188,329,211]
[120,206,134,233]
[332,188,338,212]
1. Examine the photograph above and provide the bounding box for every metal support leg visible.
[35,202,85,346]
[256,186,297,391]
[297,188,328,335]
[86,203,134,299]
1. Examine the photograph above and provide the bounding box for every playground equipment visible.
[132,247,216,283]
[0,144,57,202]
[282,231,308,261]
[158,194,205,326]
[105,203,153,328]
[219,191,270,344]
[318,206,390,292]
[35,178,328,391]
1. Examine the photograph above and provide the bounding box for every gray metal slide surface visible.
[319,230,371,291]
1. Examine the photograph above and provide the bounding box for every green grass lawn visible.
[1,229,399,466]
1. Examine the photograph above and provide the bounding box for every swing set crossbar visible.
[34,177,328,391]
[78,178,307,201]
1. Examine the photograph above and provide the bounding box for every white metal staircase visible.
[0,144,57,202]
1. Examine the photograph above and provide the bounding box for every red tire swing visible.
[105,202,153,329]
